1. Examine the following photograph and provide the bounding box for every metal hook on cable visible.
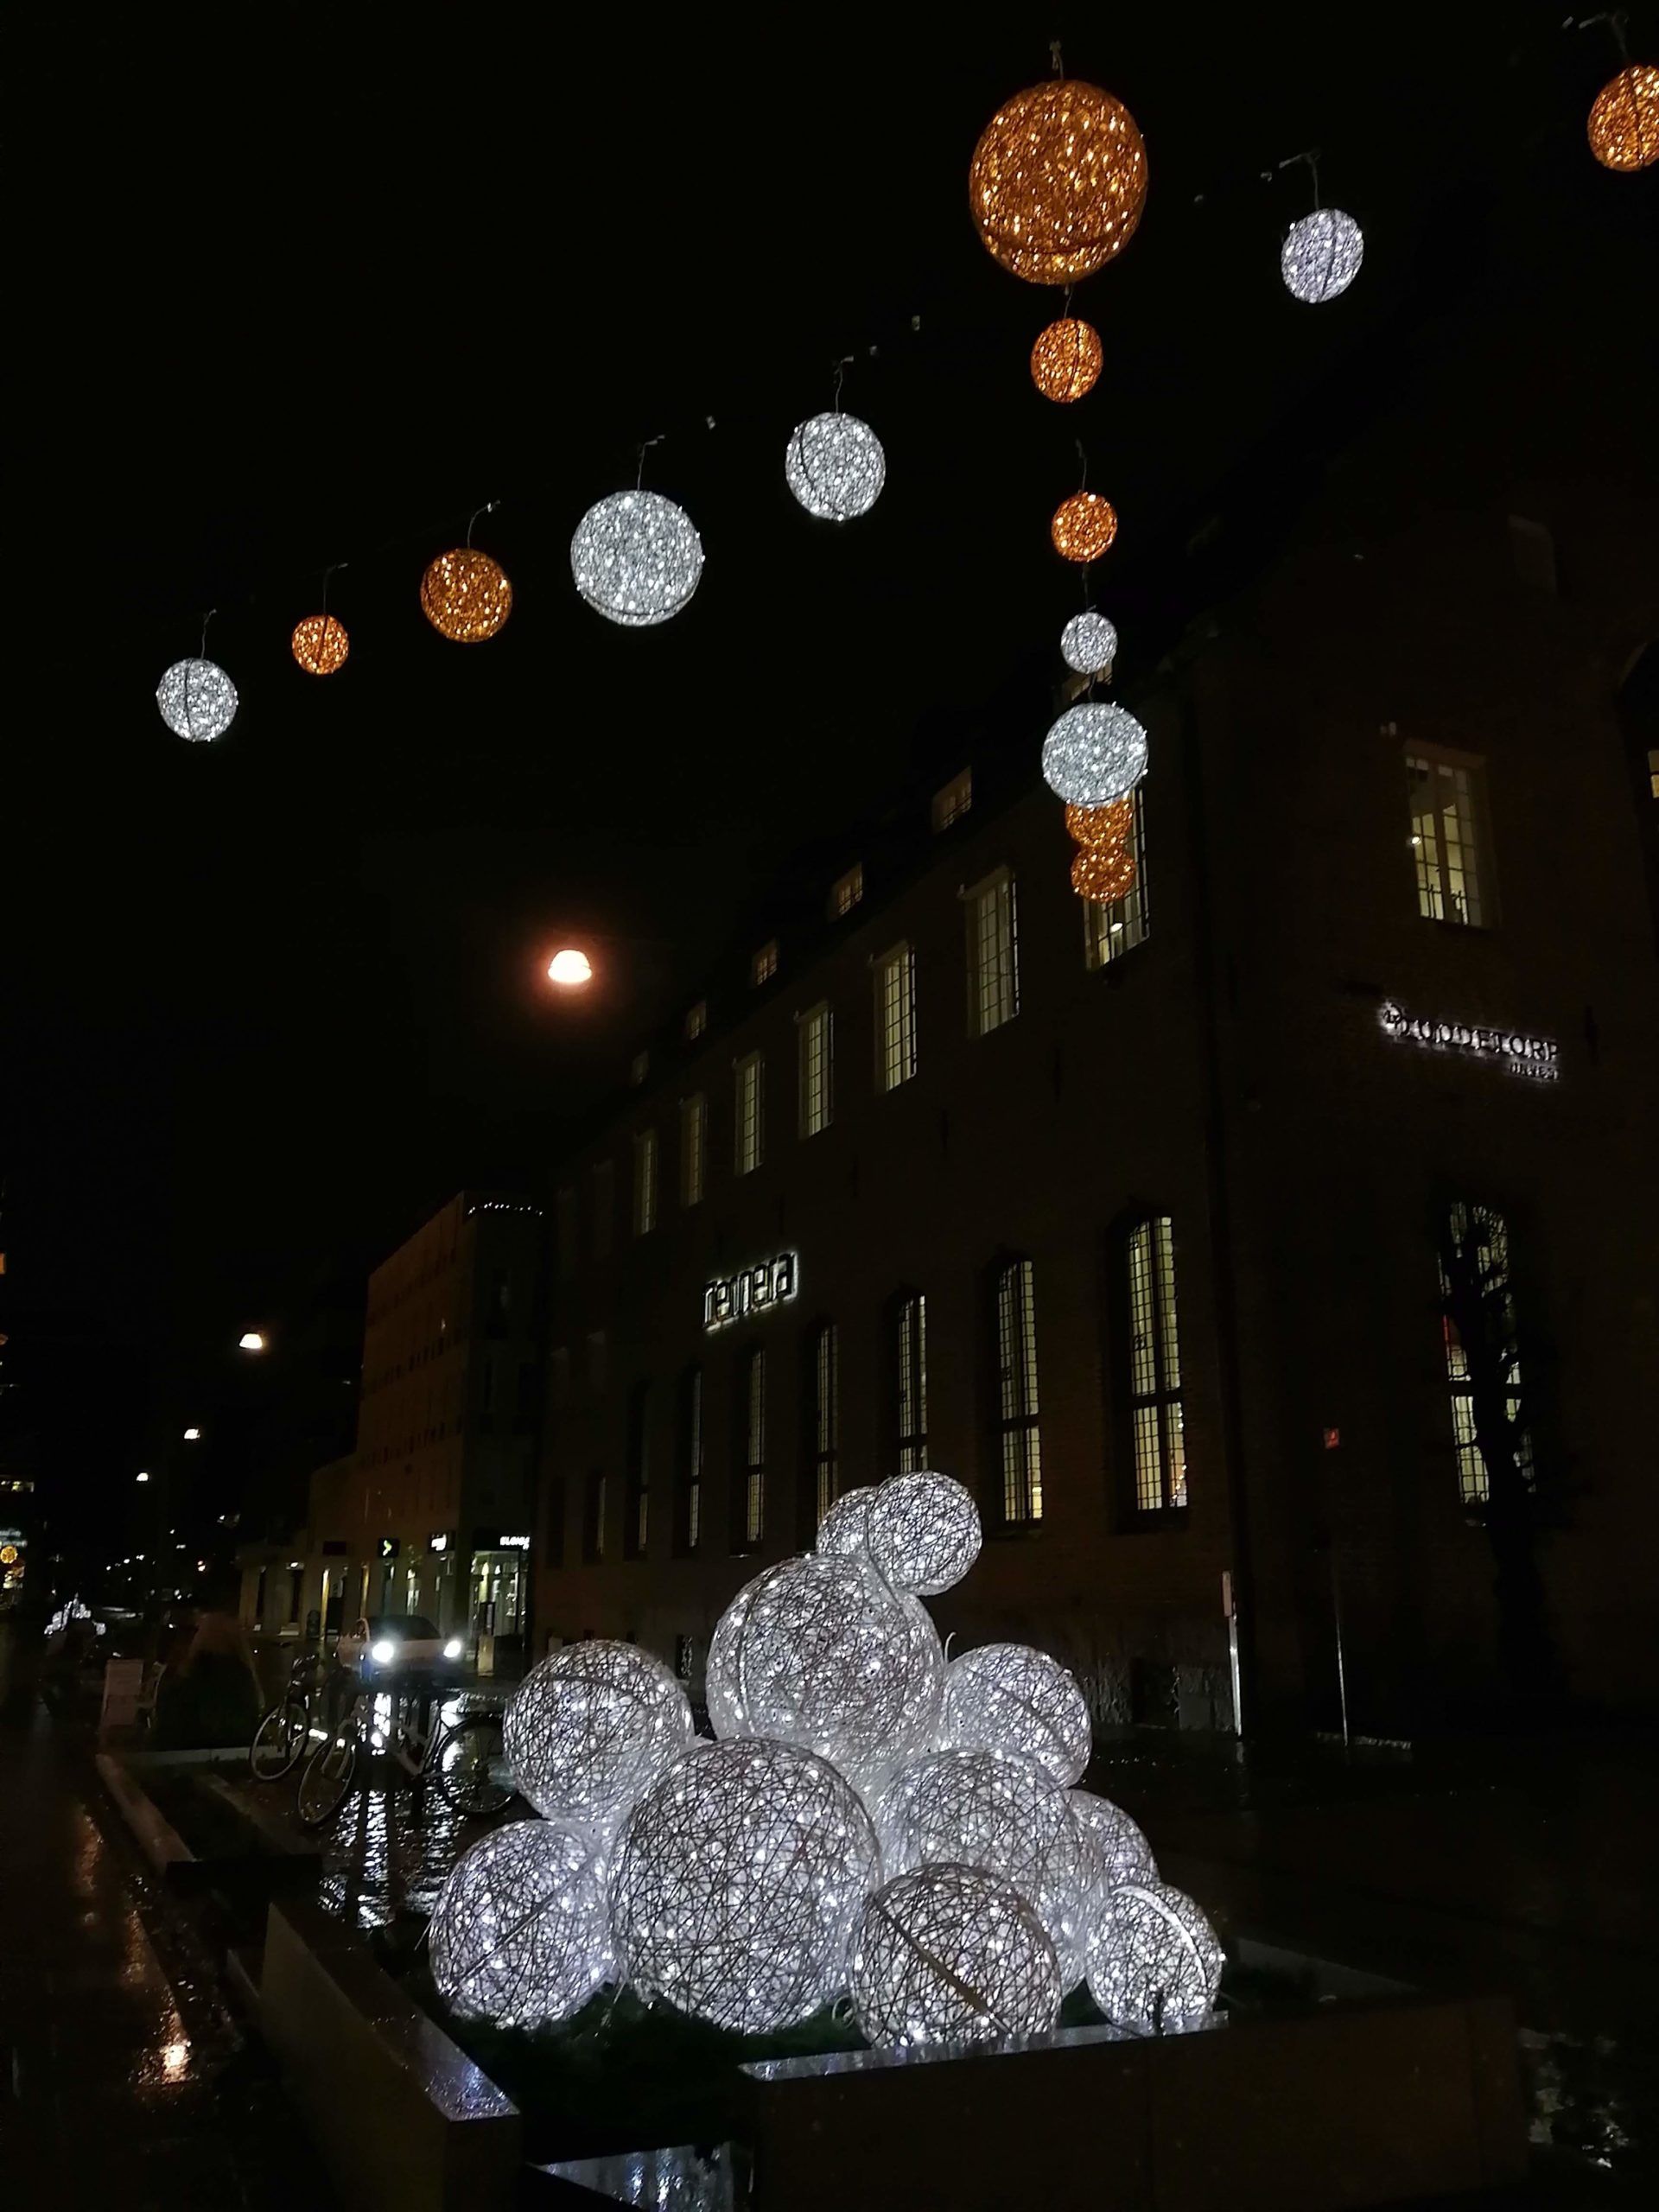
[635,437,664,489]
[199,608,216,657]
[321,560,346,619]
[1074,437,1089,494]
[465,500,498,548]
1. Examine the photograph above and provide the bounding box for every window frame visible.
[734,1345,766,1552]
[1082,786,1150,969]
[1113,1213,1189,1522]
[679,1092,707,1208]
[623,1382,651,1558]
[750,939,779,988]
[931,767,973,833]
[1436,1198,1533,1508]
[632,1126,658,1237]
[874,941,918,1092]
[677,1365,704,1554]
[992,1256,1044,1528]
[683,1000,708,1041]
[1405,741,1497,930]
[829,863,864,919]
[889,1288,929,1475]
[734,1051,765,1176]
[963,866,1020,1038]
[797,1001,833,1139]
[804,1319,840,1529]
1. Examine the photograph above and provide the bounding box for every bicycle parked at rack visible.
[296,1673,513,1827]
[249,1649,331,1782]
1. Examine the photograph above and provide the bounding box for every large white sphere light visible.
[1086,1878,1224,2034]
[570,490,704,626]
[504,1638,693,1836]
[1281,208,1364,303]
[785,412,887,520]
[1040,702,1147,807]
[156,658,238,742]
[863,1471,982,1598]
[939,1642,1093,1787]
[815,1484,875,1560]
[1070,1787,1156,1903]
[849,1864,1063,2047]
[428,1820,613,2028]
[1061,610,1118,676]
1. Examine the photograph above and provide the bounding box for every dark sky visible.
[5,4,1650,1548]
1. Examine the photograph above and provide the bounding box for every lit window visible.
[1122,1217,1186,1514]
[680,1367,703,1553]
[556,1185,578,1281]
[931,768,972,833]
[810,1322,839,1522]
[1649,747,1658,801]
[893,1292,928,1474]
[1437,1200,1532,1507]
[734,1052,765,1176]
[592,1160,614,1261]
[625,1383,650,1557]
[829,863,864,919]
[798,1003,833,1137]
[684,1000,707,1041]
[995,1259,1042,1524]
[679,1093,707,1208]
[1407,747,1492,927]
[1083,787,1149,969]
[751,939,779,987]
[630,1049,650,1086]
[632,1128,658,1237]
[966,868,1019,1036]
[874,943,918,1091]
[738,1347,766,1549]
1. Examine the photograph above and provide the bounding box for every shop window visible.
[1437,1199,1533,1506]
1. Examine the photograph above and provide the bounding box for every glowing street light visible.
[182,1427,201,1440]
[238,1331,267,1353]
[547,948,594,988]
[136,1471,150,1484]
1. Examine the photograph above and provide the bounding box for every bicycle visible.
[296,1672,513,1828]
[250,1649,329,1782]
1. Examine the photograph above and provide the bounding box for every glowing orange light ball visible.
[1051,492,1119,563]
[290,613,349,677]
[969,79,1148,285]
[1030,318,1103,404]
[1587,62,1659,170]
[548,949,594,987]
[421,548,513,642]
[1065,798,1134,851]
[1071,841,1138,904]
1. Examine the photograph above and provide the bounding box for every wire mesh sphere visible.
[1065,796,1133,851]
[815,1484,875,1559]
[1070,1787,1156,1904]
[570,490,704,627]
[1042,701,1148,807]
[420,547,513,641]
[850,1864,1063,2048]
[863,1470,982,1597]
[1071,842,1138,904]
[1030,318,1103,404]
[1061,609,1118,675]
[429,1819,613,2029]
[1050,491,1119,563]
[156,658,238,742]
[939,1643,1093,1787]
[785,412,887,520]
[289,614,349,677]
[609,1738,879,2032]
[704,1553,944,1791]
[969,79,1148,284]
[505,1638,694,1834]
[1280,209,1364,303]
[1086,1878,1223,2035]
[1588,63,1659,170]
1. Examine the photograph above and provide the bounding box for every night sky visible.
[5,5,1650,1558]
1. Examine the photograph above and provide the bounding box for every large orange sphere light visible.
[421,548,513,642]
[290,613,350,676]
[969,79,1148,285]
[1030,318,1103,404]
[1051,491,1119,563]
[548,949,594,988]
[1588,62,1659,171]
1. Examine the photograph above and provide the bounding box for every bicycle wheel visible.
[296,1728,358,1827]
[434,1713,513,1817]
[251,1698,310,1782]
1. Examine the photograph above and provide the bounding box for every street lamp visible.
[238,1331,267,1353]
[546,948,594,988]
[136,1471,150,1484]
[182,1427,201,1440]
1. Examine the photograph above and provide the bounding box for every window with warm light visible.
[995,1259,1043,1525]
[751,939,779,988]
[1121,1217,1187,1515]
[1407,746,1493,927]
[734,1052,765,1175]
[809,1322,839,1522]
[684,1000,707,1041]
[679,1366,703,1554]
[874,943,918,1091]
[931,767,972,832]
[592,1160,615,1260]
[1083,788,1150,969]
[1438,1199,1532,1507]
[736,1346,766,1549]
[679,1093,707,1207]
[966,868,1019,1036]
[892,1291,928,1474]
[632,1127,658,1237]
[625,1383,651,1557]
[1649,746,1659,800]
[829,863,864,919]
[798,1002,833,1137]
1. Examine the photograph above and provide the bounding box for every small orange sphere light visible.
[548,949,594,988]
[1588,62,1659,170]
[1065,797,1134,851]
[1030,318,1103,404]
[1051,491,1119,563]
[290,613,349,677]
[1071,841,1138,905]
[421,548,513,642]
[970,79,1148,284]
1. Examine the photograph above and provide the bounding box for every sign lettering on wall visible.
[1377,1000,1560,1083]
[702,1251,799,1333]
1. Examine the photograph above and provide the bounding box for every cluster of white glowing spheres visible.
[429,1820,612,2028]
[1071,1786,1157,1901]
[570,489,704,626]
[849,1864,1063,2047]
[1086,1879,1224,2035]
[939,1641,1094,1788]
[862,1469,982,1597]
[608,1738,879,2033]
[814,1484,876,1559]
[1280,208,1364,303]
[785,412,887,520]
[504,1639,692,1835]
[1040,701,1149,808]
[1061,610,1119,677]
[156,658,238,742]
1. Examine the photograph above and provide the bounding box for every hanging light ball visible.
[156,658,238,742]
[1085,1878,1224,2035]
[863,1470,982,1597]
[785,413,887,520]
[1588,63,1659,171]
[420,548,513,642]
[1050,491,1119,563]
[570,490,703,627]
[504,1638,694,1837]
[1065,796,1134,851]
[938,1642,1093,1788]
[815,1484,876,1559]
[850,1865,1063,2048]
[1071,1788,1156,1904]
[1280,209,1364,303]
[428,1820,613,2029]
[1061,609,1118,676]
[289,614,349,677]
[969,79,1148,284]
[1071,842,1138,904]
[1041,702,1148,807]
[1030,318,1103,404]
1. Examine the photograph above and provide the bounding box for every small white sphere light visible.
[1061,610,1118,677]
[1281,208,1364,303]
[850,1864,1063,2048]
[785,412,887,520]
[504,1638,693,1836]
[940,1643,1093,1787]
[608,1738,879,2033]
[1071,1787,1156,1902]
[1086,1878,1224,2034]
[815,1484,875,1559]
[429,1820,613,2029]
[547,948,594,987]
[864,1471,982,1598]
[570,490,704,626]
[1040,701,1148,807]
[156,658,238,742]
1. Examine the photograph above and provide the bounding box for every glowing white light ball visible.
[608,1738,879,2032]
[504,1639,693,1835]
[156,658,238,742]
[428,1820,613,2028]
[570,490,703,626]
[547,948,593,986]
[1281,208,1363,303]
[1071,1787,1156,1901]
[875,1748,1094,1986]
[863,1470,982,1598]
[849,1864,1063,2047]
[815,1484,875,1559]
[1086,1878,1223,2034]
[705,1553,944,1791]
[1061,610,1118,676]
[1040,702,1148,807]
[785,412,887,520]
[939,1643,1093,1788]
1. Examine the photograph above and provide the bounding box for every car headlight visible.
[443,1637,463,1660]
[370,1639,396,1663]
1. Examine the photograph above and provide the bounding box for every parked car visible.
[335,1613,465,1676]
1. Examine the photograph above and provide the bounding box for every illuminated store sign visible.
[1377,1000,1559,1081]
[427,1532,451,1555]
[702,1252,799,1332]
[499,1533,531,1551]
